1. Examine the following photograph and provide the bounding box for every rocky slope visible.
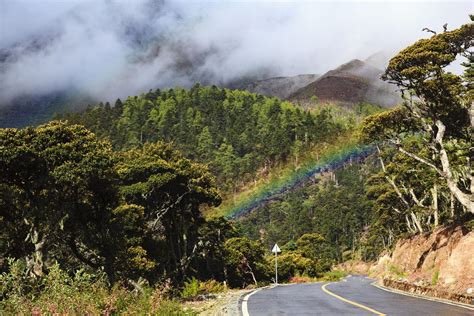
[289,59,401,107]
[370,225,474,294]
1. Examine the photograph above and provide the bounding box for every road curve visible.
[243,275,473,316]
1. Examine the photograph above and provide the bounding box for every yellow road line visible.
[322,283,386,316]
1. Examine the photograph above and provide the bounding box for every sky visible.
[0,0,472,104]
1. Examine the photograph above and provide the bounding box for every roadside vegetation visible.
[1,17,472,312]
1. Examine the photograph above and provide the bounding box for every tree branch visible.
[394,143,444,176]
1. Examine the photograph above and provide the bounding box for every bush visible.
[224,237,269,288]
[198,279,226,294]
[388,264,407,279]
[0,259,192,314]
[321,270,348,281]
[181,278,227,299]
[431,270,440,286]
[463,219,474,232]
[289,276,314,283]
[181,277,200,299]
[274,250,335,282]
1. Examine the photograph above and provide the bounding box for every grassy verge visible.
[0,261,196,315]
[287,270,349,284]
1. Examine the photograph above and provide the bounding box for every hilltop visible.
[0,57,399,128]
[243,74,320,100]
[289,59,401,107]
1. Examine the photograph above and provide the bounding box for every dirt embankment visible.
[370,225,474,295]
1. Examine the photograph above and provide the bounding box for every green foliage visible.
[181,278,226,298]
[388,264,407,279]
[353,103,384,117]
[194,217,238,282]
[321,270,348,282]
[224,237,269,288]
[0,121,230,290]
[463,219,474,232]
[431,270,440,286]
[198,279,226,294]
[358,107,418,143]
[0,259,192,315]
[63,86,346,193]
[267,233,339,282]
[0,121,124,281]
[358,18,474,249]
[115,142,222,284]
[181,277,200,298]
[239,163,376,264]
[1,258,36,302]
[296,233,335,273]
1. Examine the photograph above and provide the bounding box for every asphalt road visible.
[243,275,473,316]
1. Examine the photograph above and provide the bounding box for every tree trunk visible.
[393,120,473,213]
[246,263,258,286]
[450,192,455,218]
[104,254,115,285]
[411,212,423,233]
[432,184,439,227]
[434,120,473,213]
[25,225,46,278]
[405,214,416,233]
[32,234,45,277]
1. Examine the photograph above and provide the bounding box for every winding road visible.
[241,275,473,316]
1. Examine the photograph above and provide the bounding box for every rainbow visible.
[225,143,375,219]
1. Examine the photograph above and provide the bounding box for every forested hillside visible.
[61,86,355,195]
[238,163,378,262]
[1,16,472,314]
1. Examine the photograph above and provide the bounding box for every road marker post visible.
[272,243,281,285]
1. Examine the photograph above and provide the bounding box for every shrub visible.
[224,237,269,288]
[181,277,200,298]
[289,276,314,283]
[388,264,407,279]
[181,278,227,299]
[198,279,226,294]
[431,270,440,286]
[463,219,474,232]
[321,270,348,281]
[0,259,192,314]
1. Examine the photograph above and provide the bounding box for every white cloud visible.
[0,0,471,104]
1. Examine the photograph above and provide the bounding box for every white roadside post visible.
[271,243,281,285]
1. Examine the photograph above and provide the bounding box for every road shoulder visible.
[371,281,474,311]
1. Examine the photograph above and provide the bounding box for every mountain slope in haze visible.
[289,59,401,107]
[0,92,95,128]
[364,51,390,70]
[0,57,398,128]
[243,74,320,100]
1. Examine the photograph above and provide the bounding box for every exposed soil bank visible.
[371,225,474,293]
[339,225,474,303]
[381,279,473,305]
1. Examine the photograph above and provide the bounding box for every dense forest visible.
[0,121,270,313]
[61,86,349,194]
[1,17,472,314]
[238,163,376,262]
[1,86,359,313]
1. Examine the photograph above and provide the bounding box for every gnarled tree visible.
[361,19,473,214]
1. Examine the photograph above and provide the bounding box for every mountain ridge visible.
[0,58,400,128]
[288,58,401,107]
